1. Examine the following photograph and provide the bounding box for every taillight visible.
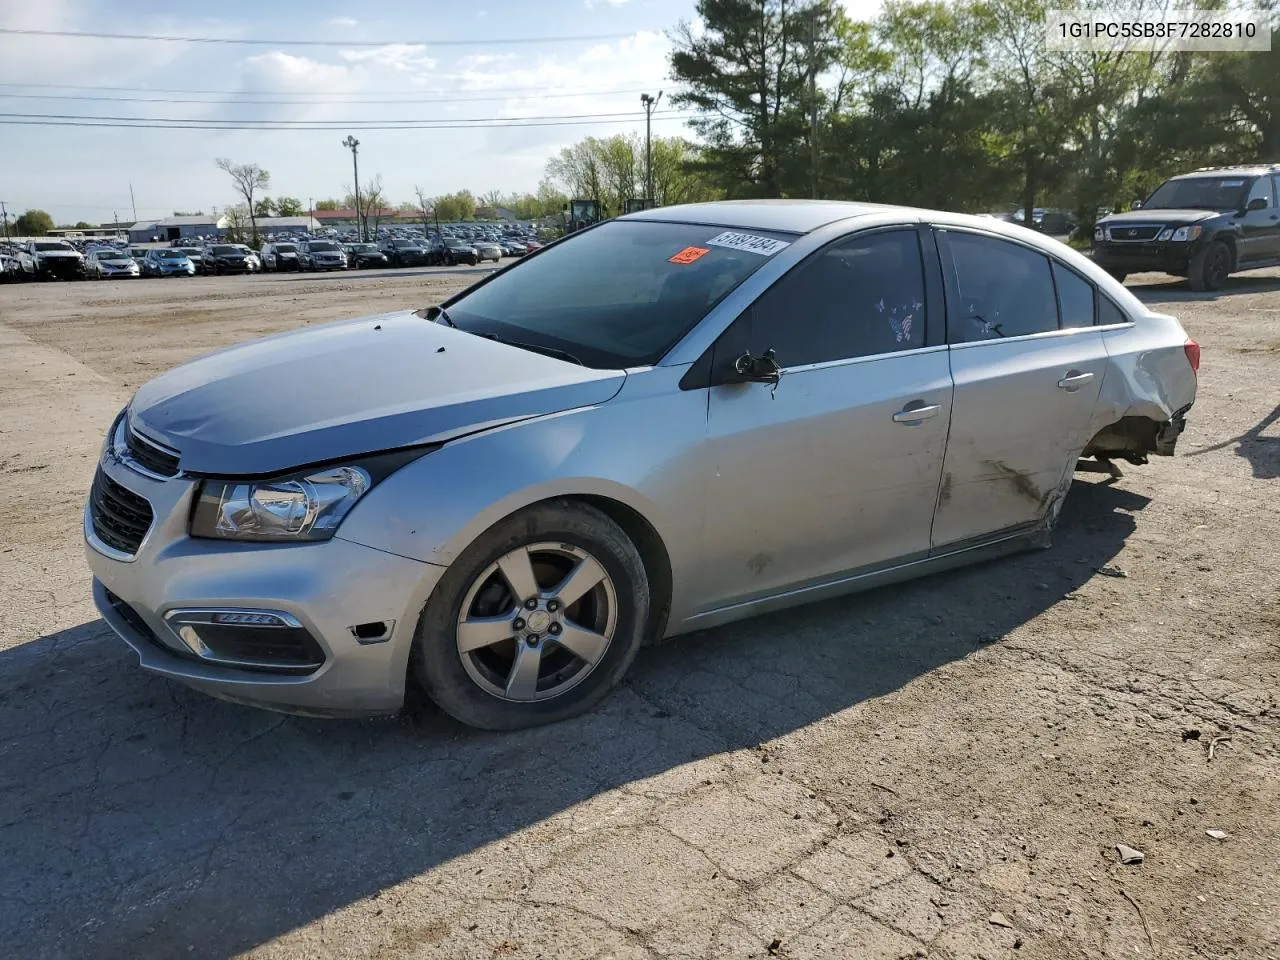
[1184,340,1201,373]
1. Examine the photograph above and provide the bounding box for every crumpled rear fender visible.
[1094,310,1197,434]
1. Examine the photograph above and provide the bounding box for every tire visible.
[1105,268,1127,283]
[1188,239,1231,292]
[413,499,650,730]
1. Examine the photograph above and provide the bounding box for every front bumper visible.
[39,259,83,278]
[85,455,444,716]
[1092,241,1200,274]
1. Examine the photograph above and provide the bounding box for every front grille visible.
[191,624,325,671]
[90,469,154,556]
[1107,225,1162,242]
[125,428,180,478]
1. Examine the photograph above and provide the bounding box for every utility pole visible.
[1,200,10,242]
[807,8,820,200]
[129,183,137,223]
[341,136,362,241]
[640,91,662,207]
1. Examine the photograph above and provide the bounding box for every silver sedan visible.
[84,201,1199,729]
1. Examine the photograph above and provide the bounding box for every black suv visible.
[1092,164,1280,290]
[379,238,430,267]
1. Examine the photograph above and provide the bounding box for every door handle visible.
[1057,370,1095,391]
[893,402,941,424]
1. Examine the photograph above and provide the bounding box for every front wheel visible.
[1105,268,1127,283]
[1188,240,1231,292]
[414,500,650,730]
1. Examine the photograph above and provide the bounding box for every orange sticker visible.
[669,246,710,265]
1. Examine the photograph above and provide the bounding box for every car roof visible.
[1174,164,1280,180]
[620,199,899,234]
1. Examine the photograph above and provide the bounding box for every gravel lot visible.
[1,266,1278,960]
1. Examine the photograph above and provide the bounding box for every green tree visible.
[14,209,54,235]
[73,221,96,230]
[314,198,339,211]
[216,158,271,243]
[670,0,843,197]
[275,197,304,216]
[253,196,275,218]
[433,190,477,222]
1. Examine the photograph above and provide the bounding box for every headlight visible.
[1171,225,1202,242]
[1156,228,1173,241]
[189,448,430,542]
[1093,226,1105,241]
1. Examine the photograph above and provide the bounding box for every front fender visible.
[335,366,709,619]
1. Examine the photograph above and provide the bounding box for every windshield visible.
[210,245,239,255]
[179,247,201,254]
[34,242,73,252]
[98,251,130,260]
[158,250,187,259]
[391,240,419,248]
[445,220,789,368]
[349,244,377,252]
[1144,176,1252,211]
[309,241,339,251]
[274,243,296,252]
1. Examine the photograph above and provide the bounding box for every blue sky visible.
[0,0,878,224]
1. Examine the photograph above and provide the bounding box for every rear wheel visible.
[1105,268,1127,283]
[414,500,649,730]
[1188,240,1231,292]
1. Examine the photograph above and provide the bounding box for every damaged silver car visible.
[85,201,1199,729]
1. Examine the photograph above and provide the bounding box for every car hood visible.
[129,310,626,476]
[1101,209,1221,226]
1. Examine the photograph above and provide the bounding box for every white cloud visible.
[327,17,358,28]
[339,44,437,71]
[585,0,632,8]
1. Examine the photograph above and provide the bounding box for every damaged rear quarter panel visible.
[1094,310,1197,433]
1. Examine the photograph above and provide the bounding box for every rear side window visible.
[1097,295,1129,326]
[945,233,1058,341]
[748,229,927,366]
[1053,263,1095,328]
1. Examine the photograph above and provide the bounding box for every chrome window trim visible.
[778,342,948,375]
[949,321,1134,351]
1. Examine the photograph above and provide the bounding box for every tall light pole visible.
[640,91,662,207]
[342,135,362,241]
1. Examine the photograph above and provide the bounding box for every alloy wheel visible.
[456,542,617,702]
[1208,246,1230,287]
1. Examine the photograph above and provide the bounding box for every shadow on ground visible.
[1183,402,1280,480]
[1128,273,1280,301]
[0,479,1148,960]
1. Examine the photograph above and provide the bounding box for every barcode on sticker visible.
[705,231,790,256]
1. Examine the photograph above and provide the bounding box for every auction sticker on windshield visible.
[705,232,791,256]
[669,246,710,265]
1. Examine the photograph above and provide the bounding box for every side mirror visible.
[733,348,781,384]
[1245,197,1268,212]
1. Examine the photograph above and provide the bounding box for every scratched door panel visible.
[932,332,1107,549]
[699,349,952,612]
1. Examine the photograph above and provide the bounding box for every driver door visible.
[697,227,953,612]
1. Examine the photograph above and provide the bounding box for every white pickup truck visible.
[25,239,84,280]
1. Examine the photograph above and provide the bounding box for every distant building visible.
[313,208,428,231]
[255,216,321,236]
[128,214,227,244]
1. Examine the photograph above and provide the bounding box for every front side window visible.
[1246,176,1274,208]
[1053,262,1095,328]
[446,220,787,368]
[946,233,1058,342]
[746,229,927,368]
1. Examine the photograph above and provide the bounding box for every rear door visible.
[697,226,953,611]
[931,228,1108,549]
[1239,176,1280,264]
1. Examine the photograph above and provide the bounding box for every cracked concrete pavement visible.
[1,268,1278,959]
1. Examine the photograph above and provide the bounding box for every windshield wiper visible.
[480,333,583,365]
[421,304,455,327]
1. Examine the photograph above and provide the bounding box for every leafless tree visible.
[215,158,270,243]
[346,175,386,238]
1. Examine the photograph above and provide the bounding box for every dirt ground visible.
[1,265,1278,960]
